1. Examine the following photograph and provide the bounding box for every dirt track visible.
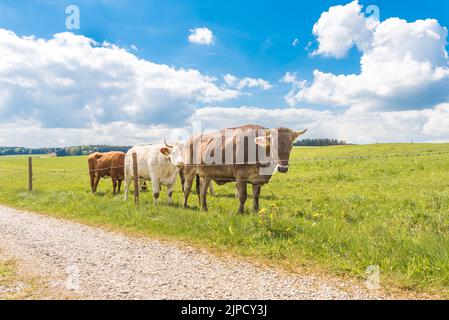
[0,205,389,299]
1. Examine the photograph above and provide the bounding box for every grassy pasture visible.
[1,144,449,295]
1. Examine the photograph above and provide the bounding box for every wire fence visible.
[86,150,449,171]
[1,149,448,195]
[292,150,449,162]
[2,150,449,175]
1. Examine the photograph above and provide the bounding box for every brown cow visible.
[181,124,306,213]
[88,151,125,195]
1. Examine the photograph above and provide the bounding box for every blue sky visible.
[1,0,449,146]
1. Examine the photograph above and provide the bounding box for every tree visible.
[294,138,348,147]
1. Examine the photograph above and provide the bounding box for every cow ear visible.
[160,147,171,156]
[255,137,269,148]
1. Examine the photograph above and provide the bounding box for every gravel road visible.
[0,205,387,300]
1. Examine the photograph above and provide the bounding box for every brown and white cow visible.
[88,151,125,195]
[181,124,306,213]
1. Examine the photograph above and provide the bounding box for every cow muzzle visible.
[277,165,288,173]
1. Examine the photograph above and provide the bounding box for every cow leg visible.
[151,179,160,205]
[252,184,261,212]
[124,176,132,200]
[94,175,101,193]
[112,179,117,195]
[167,183,174,205]
[200,177,211,212]
[236,180,247,214]
[179,169,185,193]
[209,182,215,196]
[117,180,122,193]
[183,174,195,209]
[90,174,96,193]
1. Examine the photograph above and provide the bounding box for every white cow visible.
[124,142,185,204]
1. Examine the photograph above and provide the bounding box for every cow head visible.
[255,127,306,173]
[161,140,186,168]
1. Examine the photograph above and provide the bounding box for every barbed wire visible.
[1,150,448,175]
[87,150,449,172]
[292,150,449,162]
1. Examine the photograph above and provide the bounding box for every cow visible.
[87,151,125,195]
[181,124,306,213]
[124,142,185,204]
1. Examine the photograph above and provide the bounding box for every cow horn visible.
[296,129,307,136]
[164,139,173,148]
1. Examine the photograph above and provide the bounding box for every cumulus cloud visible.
[223,74,272,90]
[0,28,239,130]
[189,105,449,144]
[188,27,214,45]
[286,0,449,113]
[312,0,377,58]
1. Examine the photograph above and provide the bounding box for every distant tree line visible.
[0,145,131,157]
[1,139,348,156]
[294,138,348,146]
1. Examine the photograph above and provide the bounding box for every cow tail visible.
[195,174,200,195]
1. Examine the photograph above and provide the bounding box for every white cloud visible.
[292,38,299,47]
[223,74,238,86]
[285,1,449,113]
[223,74,272,90]
[189,105,449,144]
[0,28,239,130]
[188,27,214,45]
[312,0,377,58]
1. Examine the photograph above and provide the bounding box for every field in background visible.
[1,144,449,296]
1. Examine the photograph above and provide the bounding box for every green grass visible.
[1,144,449,296]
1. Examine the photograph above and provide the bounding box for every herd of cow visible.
[87,124,307,213]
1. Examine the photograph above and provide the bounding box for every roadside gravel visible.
[0,205,388,300]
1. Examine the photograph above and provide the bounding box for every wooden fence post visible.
[28,156,33,192]
[132,152,139,204]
